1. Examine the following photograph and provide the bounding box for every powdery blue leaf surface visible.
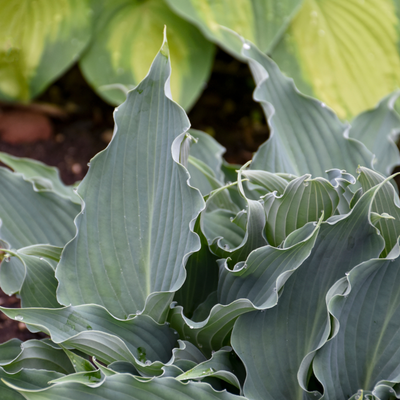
[0,152,79,203]
[350,92,400,175]
[56,35,204,319]
[357,167,400,257]
[243,41,374,178]
[169,221,320,357]
[313,250,400,398]
[0,304,177,376]
[0,168,80,249]
[5,374,245,400]
[231,184,385,399]
[263,174,339,246]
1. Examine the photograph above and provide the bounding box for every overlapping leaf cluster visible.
[1,33,400,400]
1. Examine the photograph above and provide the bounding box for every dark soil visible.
[0,49,267,343]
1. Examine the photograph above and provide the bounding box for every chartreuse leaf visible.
[4,374,245,400]
[349,92,400,175]
[0,152,79,203]
[263,174,339,246]
[0,0,92,101]
[0,168,80,249]
[56,34,204,320]
[243,40,374,178]
[166,0,302,57]
[271,0,400,120]
[80,0,214,109]
[313,248,400,398]
[232,183,385,399]
[357,167,400,257]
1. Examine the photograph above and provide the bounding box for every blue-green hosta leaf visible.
[231,183,385,399]
[169,221,320,356]
[242,170,290,196]
[0,250,60,307]
[166,0,302,57]
[17,244,62,263]
[1,340,74,375]
[56,36,205,320]
[0,369,63,400]
[80,0,214,109]
[263,174,339,246]
[244,41,374,177]
[0,305,177,375]
[189,130,226,183]
[313,250,400,398]
[173,220,219,319]
[0,152,79,203]
[204,165,267,266]
[271,0,400,120]
[350,91,400,176]
[326,169,357,214]
[0,0,92,102]
[357,167,400,257]
[0,339,23,365]
[176,347,240,389]
[5,374,245,400]
[186,130,226,195]
[63,348,96,373]
[218,220,320,308]
[48,370,104,387]
[0,168,80,249]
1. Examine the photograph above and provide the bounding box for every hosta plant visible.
[1,31,400,399]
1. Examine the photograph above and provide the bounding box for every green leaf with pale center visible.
[56,36,205,320]
[0,0,92,101]
[79,0,215,109]
[166,0,302,57]
[271,0,400,120]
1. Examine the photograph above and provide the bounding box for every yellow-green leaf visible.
[166,0,302,57]
[0,0,92,102]
[271,0,400,119]
[79,0,215,109]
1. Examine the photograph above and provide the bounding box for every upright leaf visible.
[243,41,374,177]
[263,174,339,246]
[56,34,205,319]
[357,167,400,257]
[349,92,400,175]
